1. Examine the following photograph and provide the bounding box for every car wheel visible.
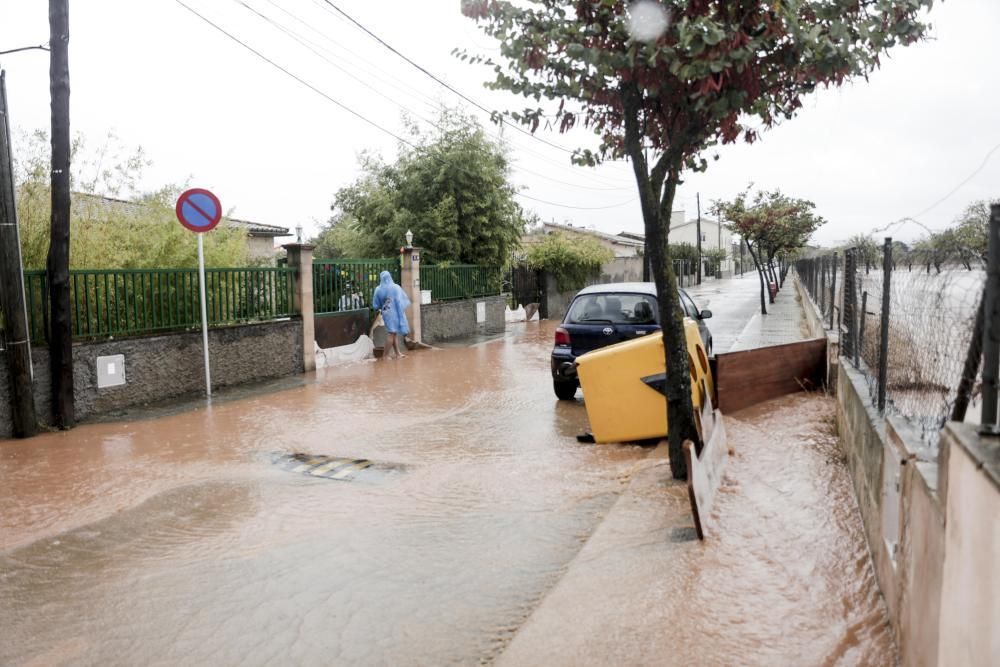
[553,380,578,400]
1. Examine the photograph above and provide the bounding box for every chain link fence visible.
[797,242,986,449]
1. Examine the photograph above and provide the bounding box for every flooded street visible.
[1,322,644,666]
[2,314,895,666]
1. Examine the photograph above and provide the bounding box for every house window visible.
[701,233,706,242]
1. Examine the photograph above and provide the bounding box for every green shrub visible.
[525,232,613,291]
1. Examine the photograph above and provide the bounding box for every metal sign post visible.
[175,188,222,397]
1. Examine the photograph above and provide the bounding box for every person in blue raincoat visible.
[372,270,411,359]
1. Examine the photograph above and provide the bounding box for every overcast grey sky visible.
[1,0,997,249]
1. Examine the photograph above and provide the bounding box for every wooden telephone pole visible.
[49,0,74,428]
[0,72,38,437]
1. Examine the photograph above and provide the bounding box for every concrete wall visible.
[793,270,840,389]
[797,264,999,665]
[0,319,303,436]
[421,295,505,345]
[836,346,1000,665]
[937,424,999,665]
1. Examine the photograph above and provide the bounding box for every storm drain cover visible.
[272,453,373,481]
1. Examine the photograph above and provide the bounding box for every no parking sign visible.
[176,188,222,233]
[175,188,222,397]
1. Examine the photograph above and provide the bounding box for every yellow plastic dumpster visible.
[576,319,712,443]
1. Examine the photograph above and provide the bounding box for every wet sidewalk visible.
[729,280,810,351]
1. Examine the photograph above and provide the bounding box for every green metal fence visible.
[23,267,294,343]
[313,258,400,315]
[420,265,502,302]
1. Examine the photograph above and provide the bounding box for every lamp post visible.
[295,224,303,243]
[405,229,413,248]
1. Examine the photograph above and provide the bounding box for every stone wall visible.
[0,319,303,437]
[421,295,505,345]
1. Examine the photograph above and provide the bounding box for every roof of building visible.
[73,192,292,237]
[537,221,645,247]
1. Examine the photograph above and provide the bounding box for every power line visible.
[242,0,634,189]
[516,192,637,210]
[315,0,581,156]
[173,0,630,211]
[304,0,635,187]
[236,0,632,192]
[908,140,1000,220]
[174,1,413,144]
[0,44,50,56]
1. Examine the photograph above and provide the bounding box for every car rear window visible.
[567,293,658,325]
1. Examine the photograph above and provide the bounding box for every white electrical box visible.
[421,290,432,305]
[476,301,486,324]
[96,354,126,388]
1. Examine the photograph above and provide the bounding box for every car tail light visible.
[555,327,571,346]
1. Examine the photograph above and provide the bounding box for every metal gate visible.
[506,264,542,309]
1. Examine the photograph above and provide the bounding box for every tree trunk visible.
[621,90,698,479]
[645,180,698,480]
[48,0,74,428]
[746,240,767,315]
[765,249,777,302]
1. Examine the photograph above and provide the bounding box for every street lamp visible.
[295,224,303,243]
[405,229,413,248]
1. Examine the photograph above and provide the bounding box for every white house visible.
[618,210,739,277]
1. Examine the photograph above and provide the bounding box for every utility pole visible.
[696,192,702,285]
[0,72,38,437]
[48,0,74,428]
[717,210,721,277]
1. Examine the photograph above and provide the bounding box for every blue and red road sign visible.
[175,188,222,233]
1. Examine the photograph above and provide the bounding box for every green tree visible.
[953,199,995,266]
[845,233,879,274]
[14,131,249,269]
[525,231,613,290]
[331,108,527,265]
[462,0,930,478]
[311,213,369,259]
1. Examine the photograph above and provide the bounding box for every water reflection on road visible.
[1,322,646,666]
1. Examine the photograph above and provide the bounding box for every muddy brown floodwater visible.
[495,392,897,667]
[1,321,896,666]
[678,394,896,665]
[1,323,647,666]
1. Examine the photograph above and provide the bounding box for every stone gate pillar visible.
[283,242,316,371]
[400,246,422,344]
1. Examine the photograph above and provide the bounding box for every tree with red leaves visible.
[715,188,826,315]
[461,0,932,479]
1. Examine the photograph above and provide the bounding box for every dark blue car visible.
[550,282,712,400]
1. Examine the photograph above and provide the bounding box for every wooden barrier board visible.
[683,410,728,540]
[713,338,827,413]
